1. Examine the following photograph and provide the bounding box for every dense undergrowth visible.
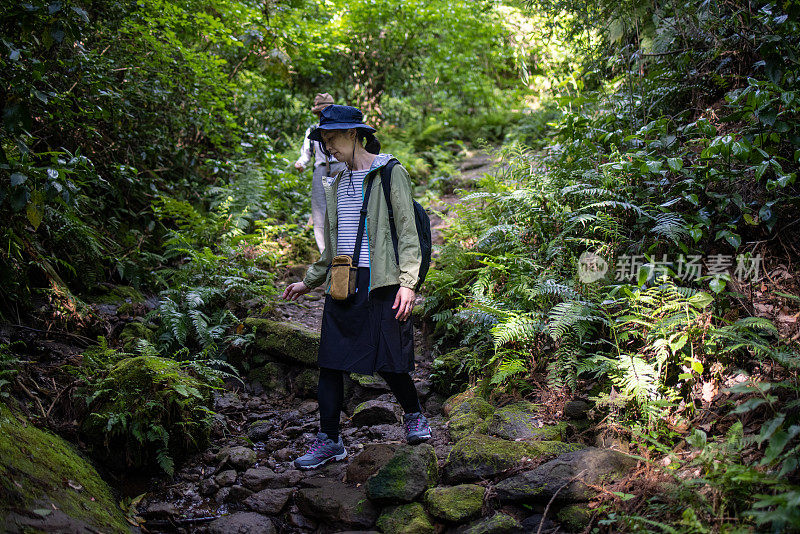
[424,0,800,531]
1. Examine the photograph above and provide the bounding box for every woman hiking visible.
[281,104,431,469]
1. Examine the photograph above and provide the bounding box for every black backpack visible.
[379,158,432,291]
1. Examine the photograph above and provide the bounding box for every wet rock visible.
[143,501,177,520]
[215,469,237,487]
[200,478,219,496]
[217,446,257,470]
[215,392,243,412]
[366,444,438,504]
[366,424,405,442]
[557,503,593,531]
[265,438,289,452]
[244,487,294,514]
[424,393,446,415]
[241,467,302,491]
[273,447,294,462]
[457,512,522,534]
[287,509,318,531]
[444,435,582,483]
[487,403,566,442]
[207,511,276,534]
[295,478,379,528]
[298,400,319,415]
[376,502,435,534]
[351,399,401,426]
[225,485,254,503]
[448,411,488,442]
[245,317,320,366]
[247,421,272,442]
[345,443,401,483]
[415,379,432,399]
[519,514,557,533]
[495,447,637,503]
[423,484,485,523]
[215,487,231,504]
[563,400,590,420]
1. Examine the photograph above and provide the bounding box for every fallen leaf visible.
[701,381,718,403]
[67,480,83,491]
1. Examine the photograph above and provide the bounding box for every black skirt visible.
[318,267,415,374]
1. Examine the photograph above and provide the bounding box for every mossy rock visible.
[118,320,157,352]
[366,444,438,504]
[249,362,289,396]
[557,503,593,531]
[444,435,582,483]
[244,318,319,367]
[423,484,485,523]
[350,372,389,390]
[448,411,489,442]
[443,388,476,416]
[82,355,215,473]
[459,512,522,534]
[447,396,494,420]
[0,402,130,533]
[376,502,435,534]
[95,284,145,304]
[293,368,320,398]
[487,402,566,442]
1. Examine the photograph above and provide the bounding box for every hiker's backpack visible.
[379,158,432,291]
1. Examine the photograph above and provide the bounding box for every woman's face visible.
[320,129,356,163]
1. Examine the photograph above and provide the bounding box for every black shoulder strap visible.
[352,172,376,266]
[380,158,400,263]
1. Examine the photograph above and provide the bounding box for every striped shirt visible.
[336,153,393,267]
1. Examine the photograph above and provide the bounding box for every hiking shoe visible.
[293,432,347,470]
[404,412,432,444]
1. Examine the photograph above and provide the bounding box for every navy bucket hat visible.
[308,105,376,142]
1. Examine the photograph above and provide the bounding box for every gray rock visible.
[215,469,237,487]
[345,443,401,484]
[519,514,557,533]
[241,467,302,491]
[247,421,272,442]
[244,487,294,514]
[200,478,219,496]
[224,485,254,503]
[457,512,522,534]
[217,446,257,470]
[366,424,405,442]
[563,400,590,420]
[295,478,379,528]
[207,511,276,534]
[214,392,243,412]
[366,444,438,504]
[351,399,401,426]
[215,487,231,504]
[495,447,637,503]
[143,501,177,519]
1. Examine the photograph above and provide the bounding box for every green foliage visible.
[79,342,222,475]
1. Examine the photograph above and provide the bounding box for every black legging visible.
[318,367,421,442]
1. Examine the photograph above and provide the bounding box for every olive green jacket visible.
[302,160,422,293]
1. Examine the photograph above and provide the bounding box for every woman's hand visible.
[392,287,416,321]
[282,281,310,301]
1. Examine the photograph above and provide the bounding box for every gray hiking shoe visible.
[293,432,347,469]
[404,412,432,444]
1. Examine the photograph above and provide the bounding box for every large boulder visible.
[245,318,319,366]
[207,511,276,534]
[241,467,301,491]
[345,443,400,484]
[376,502,436,534]
[457,512,522,534]
[295,478,379,528]
[0,403,130,533]
[243,487,294,514]
[486,402,567,441]
[495,447,637,503]
[423,484,485,523]
[444,435,582,483]
[366,444,438,504]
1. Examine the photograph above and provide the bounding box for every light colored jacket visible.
[303,160,422,292]
[295,125,341,168]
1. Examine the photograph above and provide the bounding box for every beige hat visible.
[311,93,335,113]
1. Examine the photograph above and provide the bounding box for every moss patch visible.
[447,396,494,419]
[448,411,489,442]
[95,285,144,304]
[424,484,485,523]
[461,512,522,534]
[443,388,477,416]
[557,503,594,531]
[376,502,435,534]
[366,444,438,504]
[248,362,288,395]
[0,402,130,533]
[244,318,319,366]
[118,320,157,352]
